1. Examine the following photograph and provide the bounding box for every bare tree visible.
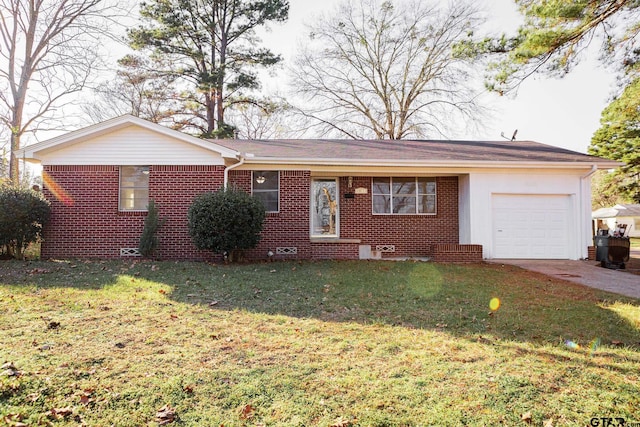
[290,0,485,140]
[224,97,300,139]
[84,54,187,128]
[0,0,122,184]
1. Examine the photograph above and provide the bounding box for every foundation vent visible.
[276,247,298,255]
[376,245,396,253]
[120,248,141,257]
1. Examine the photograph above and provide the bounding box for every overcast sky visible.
[257,0,617,153]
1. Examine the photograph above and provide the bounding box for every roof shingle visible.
[212,138,611,164]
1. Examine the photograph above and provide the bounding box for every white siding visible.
[38,126,225,165]
[461,170,591,260]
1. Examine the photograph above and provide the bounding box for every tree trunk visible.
[9,133,20,185]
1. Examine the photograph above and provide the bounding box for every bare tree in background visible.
[84,54,187,127]
[224,98,298,139]
[0,0,123,184]
[290,0,485,140]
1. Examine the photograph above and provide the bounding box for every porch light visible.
[256,175,266,184]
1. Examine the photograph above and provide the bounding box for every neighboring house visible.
[17,115,620,261]
[592,204,640,238]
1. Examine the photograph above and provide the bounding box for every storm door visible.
[311,179,339,237]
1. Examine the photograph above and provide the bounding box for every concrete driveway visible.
[490,257,640,299]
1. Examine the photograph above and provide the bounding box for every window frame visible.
[251,170,280,213]
[372,177,437,215]
[119,166,150,212]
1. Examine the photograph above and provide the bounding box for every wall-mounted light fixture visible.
[348,176,353,188]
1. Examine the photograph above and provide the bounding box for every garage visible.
[492,194,572,259]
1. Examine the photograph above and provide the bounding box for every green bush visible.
[0,187,51,259]
[188,188,266,261]
[138,199,165,258]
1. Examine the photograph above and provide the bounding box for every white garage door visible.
[492,194,572,259]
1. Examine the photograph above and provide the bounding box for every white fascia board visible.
[241,157,622,170]
[16,115,240,160]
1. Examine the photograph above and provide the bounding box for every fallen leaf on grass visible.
[209,300,219,306]
[330,416,355,427]
[239,404,255,420]
[48,407,73,419]
[543,419,554,427]
[155,404,177,425]
[47,321,60,330]
[521,411,532,423]
[2,413,28,427]
[79,388,94,404]
[1,362,21,377]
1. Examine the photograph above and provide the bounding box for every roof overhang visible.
[236,156,622,171]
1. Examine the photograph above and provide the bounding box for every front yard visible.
[1,260,639,426]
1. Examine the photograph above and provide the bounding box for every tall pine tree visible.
[589,78,640,203]
[128,0,289,138]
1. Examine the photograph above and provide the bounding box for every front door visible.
[311,179,339,237]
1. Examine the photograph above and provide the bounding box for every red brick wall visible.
[432,244,483,263]
[41,165,224,260]
[339,176,459,258]
[230,170,312,260]
[229,172,460,260]
[42,166,462,261]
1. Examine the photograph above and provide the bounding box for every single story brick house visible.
[17,115,619,262]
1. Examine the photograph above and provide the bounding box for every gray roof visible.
[593,204,640,219]
[212,138,615,165]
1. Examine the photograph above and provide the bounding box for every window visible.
[372,177,436,214]
[252,171,279,212]
[120,166,149,211]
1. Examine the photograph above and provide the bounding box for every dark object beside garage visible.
[599,237,631,270]
[594,235,609,262]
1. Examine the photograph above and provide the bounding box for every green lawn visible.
[1,259,639,426]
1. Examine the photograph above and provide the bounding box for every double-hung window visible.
[372,177,436,214]
[252,171,279,212]
[119,166,149,211]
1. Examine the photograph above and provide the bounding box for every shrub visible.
[188,188,266,261]
[138,200,165,258]
[0,187,51,259]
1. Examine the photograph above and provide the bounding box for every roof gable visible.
[18,115,239,163]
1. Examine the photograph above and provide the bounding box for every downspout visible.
[579,165,598,259]
[223,153,245,189]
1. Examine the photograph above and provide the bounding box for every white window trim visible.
[251,171,280,213]
[372,177,437,215]
[119,166,149,212]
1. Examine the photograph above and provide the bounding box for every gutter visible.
[223,153,246,188]
[234,157,622,170]
[581,164,598,179]
[579,165,599,259]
